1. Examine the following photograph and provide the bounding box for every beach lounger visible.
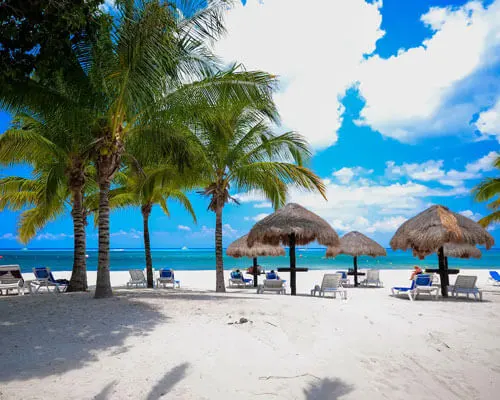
[336,271,349,286]
[488,271,500,286]
[360,269,383,287]
[127,269,147,288]
[32,267,69,293]
[228,270,252,288]
[310,274,348,299]
[157,269,180,288]
[0,265,25,295]
[448,275,483,301]
[257,279,286,294]
[265,271,279,280]
[391,274,438,301]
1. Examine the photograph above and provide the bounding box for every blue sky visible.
[1,0,499,249]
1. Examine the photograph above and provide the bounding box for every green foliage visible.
[473,156,500,227]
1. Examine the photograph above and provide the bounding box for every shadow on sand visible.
[0,292,167,383]
[303,377,354,400]
[116,288,266,302]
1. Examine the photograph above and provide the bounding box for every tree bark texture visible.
[142,204,154,288]
[215,206,225,292]
[289,233,296,296]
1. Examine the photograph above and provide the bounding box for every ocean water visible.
[0,248,499,273]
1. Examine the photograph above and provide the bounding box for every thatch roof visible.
[226,234,285,258]
[390,205,494,258]
[443,243,482,259]
[247,203,339,247]
[326,231,387,258]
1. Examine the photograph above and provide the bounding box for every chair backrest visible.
[337,271,347,279]
[321,274,341,290]
[366,270,380,282]
[0,265,23,284]
[414,274,432,287]
[230,270,242,280]
[489,271,500,281]
[454,275,477,289]
[160,269,174,279]
[129,269,146,281]
[266,272,278,280]
[264,279,284,288]
[33,267,53,280]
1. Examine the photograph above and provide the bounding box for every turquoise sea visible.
[0,248,499,273]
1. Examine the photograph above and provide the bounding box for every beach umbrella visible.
[226,234,286,287]
[390,205,494,297]
[326,231,387,287]
[247,203,339,295]
[443,243,482,259]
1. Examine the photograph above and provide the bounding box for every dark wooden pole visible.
[437,246,449,297]
[252,257,258,287]
[353,256,359,287]
[289,233,297,295]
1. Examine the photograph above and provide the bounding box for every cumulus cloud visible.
[0,233,18,240]
[215,0,384,149]
[253,202,272,209]
[386,151,498,187]
[35,233,73,241]
[191,224,239,238]
[476,98,500,141]
[356,0,500,142]
[110,229,142,239]
[252,213,269,222]
[177,225,191,231]
[459,210,482,221]
[332,167,374,184]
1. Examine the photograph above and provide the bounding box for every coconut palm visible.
[0,0,279,298]
[0,114,95,291]
[193,98,327,292]
[473,156,500,227]
[106,164,197,288]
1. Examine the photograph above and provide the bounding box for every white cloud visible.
[35,232,73,241]
[476,98,500,141]
[356,0,500,142]
[332,167,374,184]
[0,233,18,240]
[253,202,272,209]
[110,229,142,240]
[459,210,482,221]
[177,225,191,231]
[99,0,116,12]
[252,213,269,222]
[190,224,239,238]
[386,151,498,187]
[215,0,384,149]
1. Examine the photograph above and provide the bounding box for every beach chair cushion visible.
[0,265,25,295]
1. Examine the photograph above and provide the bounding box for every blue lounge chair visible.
[392,274,438,301]
[336,271,349,286]
[228,270,252,288]
[32,267,69,293]
[157,269,180,288]
[488,271,500,286]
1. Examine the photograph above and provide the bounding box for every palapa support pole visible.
[438,246,449,297]
[252,257,258,287]
[289,232,297,296]
[353,256,359,287]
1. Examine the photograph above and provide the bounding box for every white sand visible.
[1,269,500,399]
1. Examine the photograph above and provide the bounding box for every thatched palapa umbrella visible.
[390,205,494,297]
[326,231,387,286]
[226,234,285,287]
[247,203,339,295]
[443,243,482,259]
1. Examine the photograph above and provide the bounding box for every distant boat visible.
[181,246,188,251]
[111,249,125,252]
[85,254,89,258]
[22,247,28,251]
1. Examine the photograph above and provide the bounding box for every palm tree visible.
[0,0,279,298]
[0,114,95,292]
[473,155,500,227]
[192,98,327,292]
[107,164,197,287]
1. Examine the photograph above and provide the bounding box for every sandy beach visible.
[1,269,500,400]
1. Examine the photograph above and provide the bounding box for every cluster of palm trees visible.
[0,1,325,298]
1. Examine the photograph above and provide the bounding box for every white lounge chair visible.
[157,269,180,288]
[257,279,286,294]
[360,270,383,287]
[127,269,147,288]
[448,275,483,301]
[31,267,68,293]
[228,270,252,288]
[310,274,347,299]
[391,274,438,301]
[0,265,25,295]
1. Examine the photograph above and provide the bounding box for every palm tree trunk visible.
[215,206,225,292]
[95,173,113,299]
[67,187,87,292]
[142,204,154,288]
